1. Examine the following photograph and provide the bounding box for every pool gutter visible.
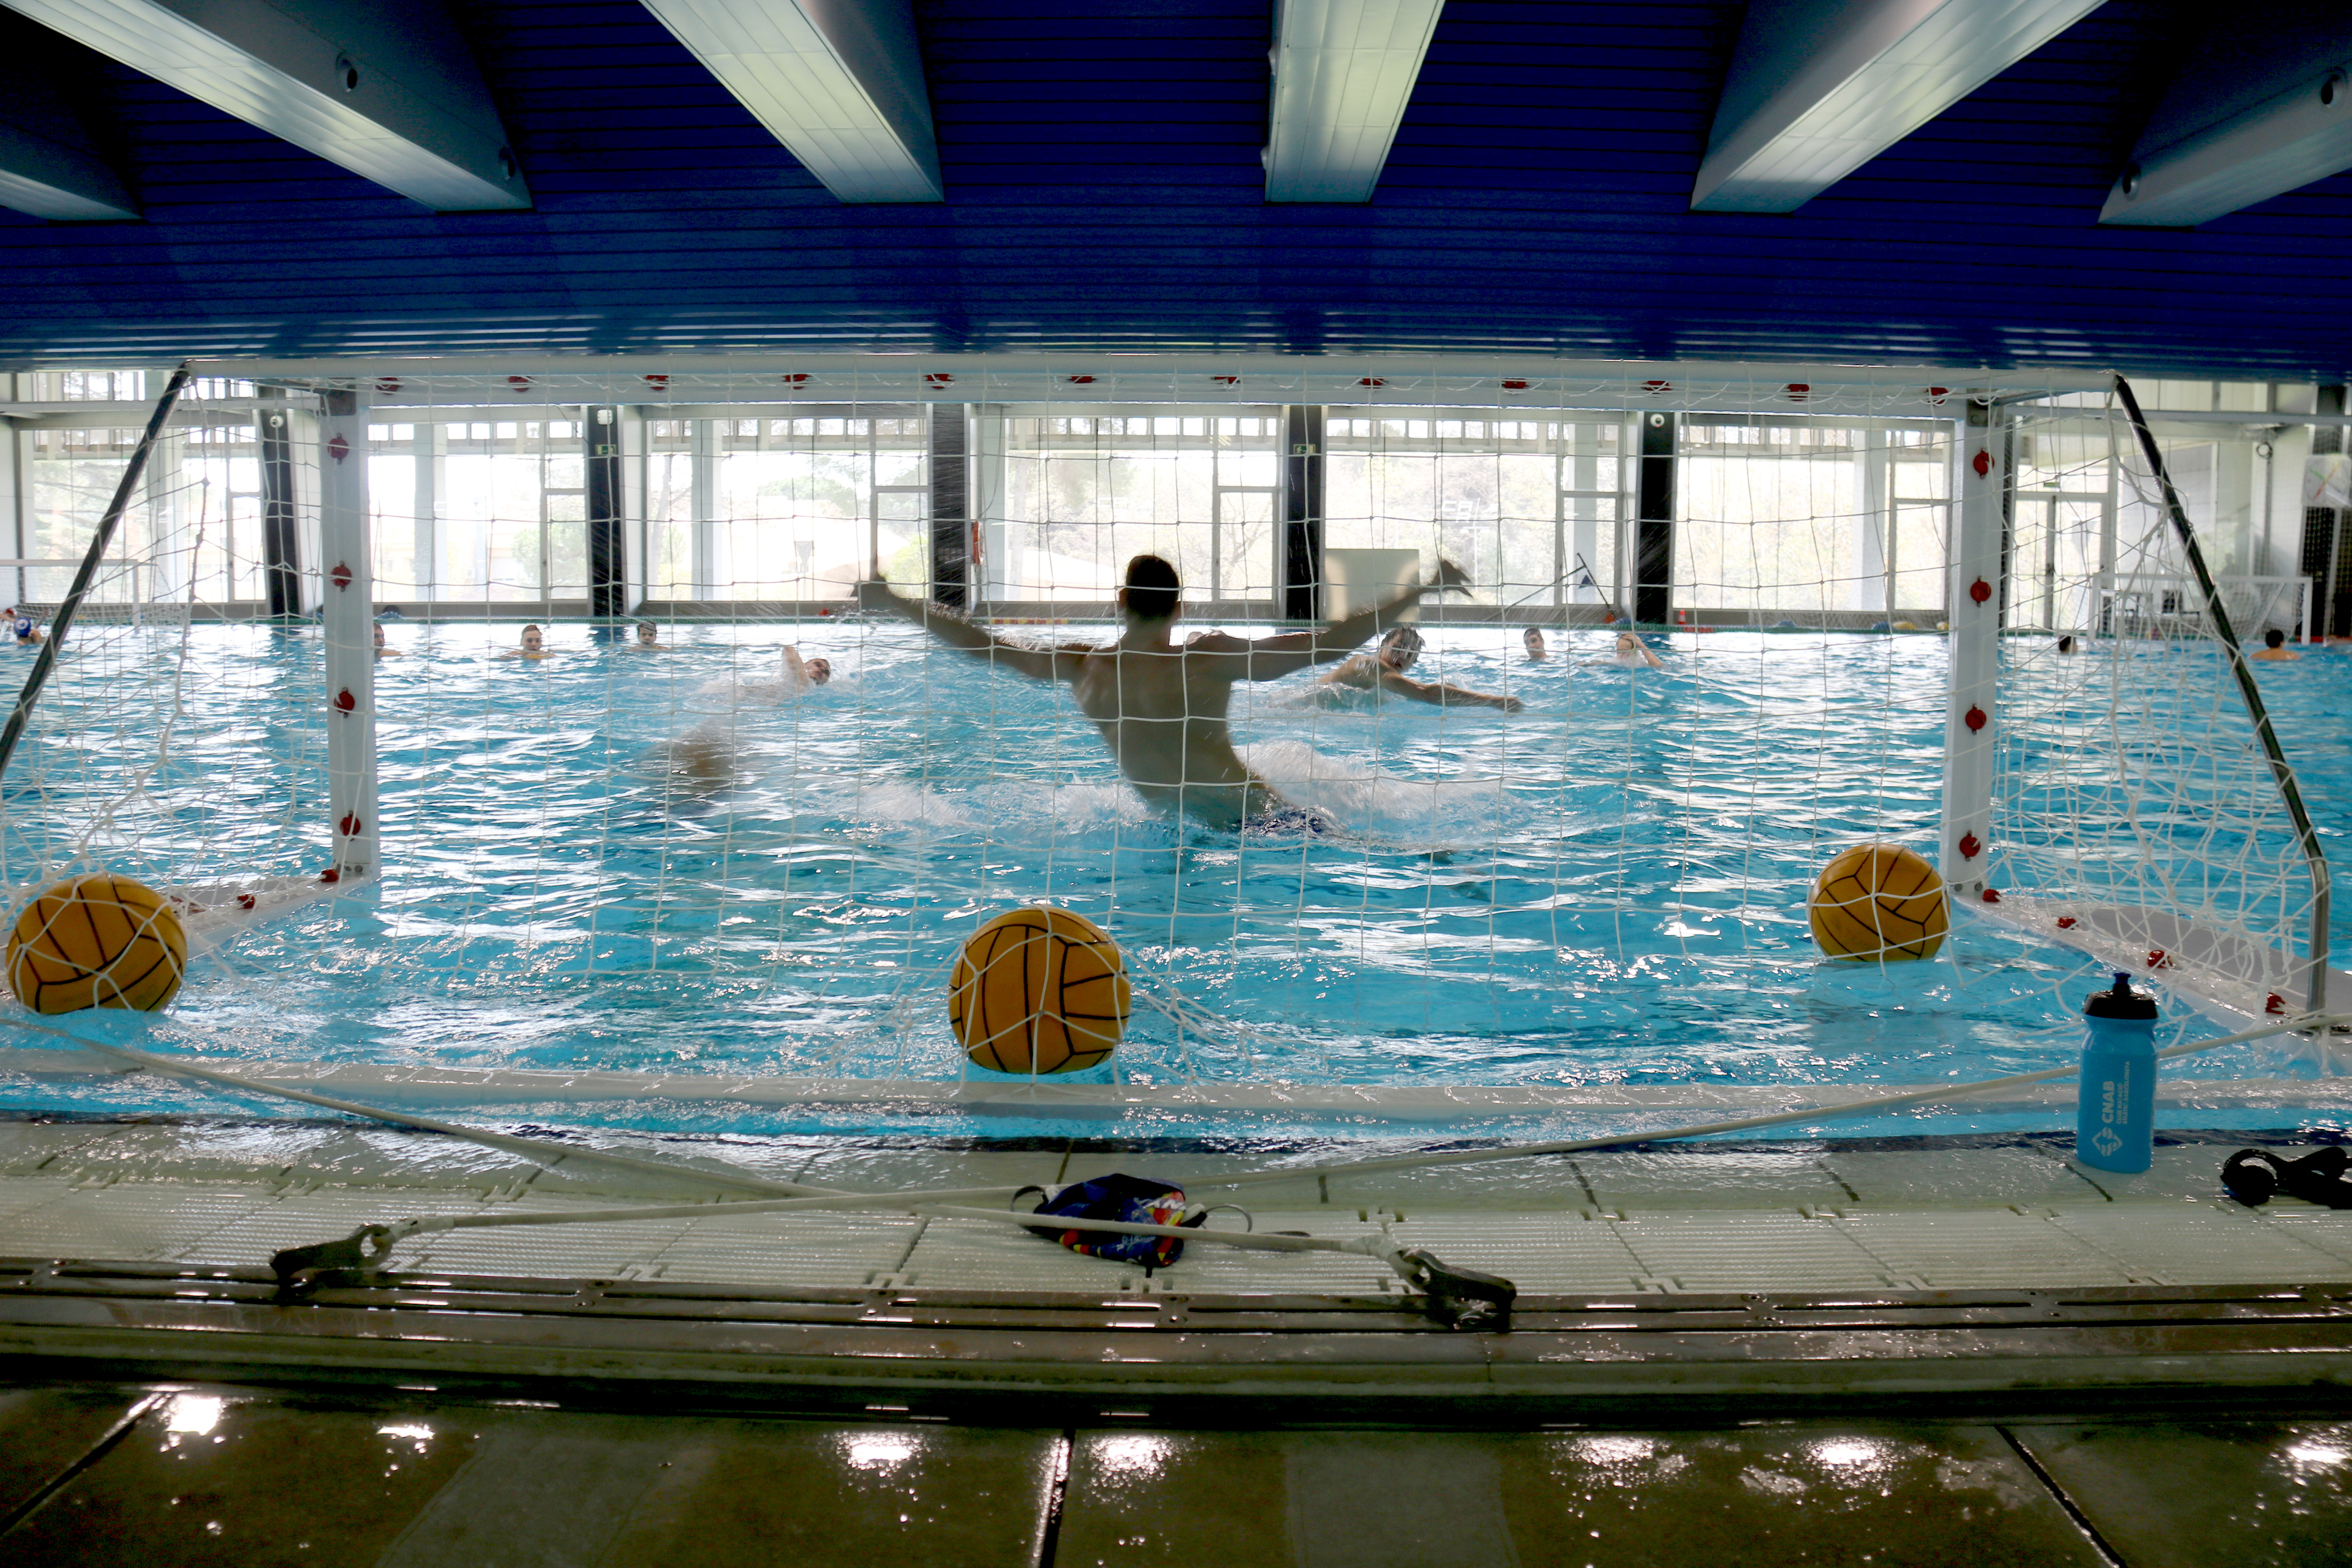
[3,1257,2348,1407]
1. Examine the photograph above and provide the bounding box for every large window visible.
[1326,412,1620,612]
[2011,417,2128,634]
[646,418,694,595]
[21,421,266,608]
[355,416,589,605]
[439,417,585,603]
[19,371,148,403]
[7,379,2300,630]
[644,410,928,601]
[1678,420,1953,619]
[23,427,155,606]
[368,422,421,601]
[727,412,923,598]
[983,410,1281,604]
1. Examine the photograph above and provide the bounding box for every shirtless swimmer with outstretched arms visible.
[855,554,1470,832]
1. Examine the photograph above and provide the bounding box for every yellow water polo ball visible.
[950,906,1130,1074]
[1808,843,1948,962]
[6,872,188,1014]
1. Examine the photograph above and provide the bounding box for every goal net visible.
[0,364,2334,1133]
[1,381,344,968]
[1983,389,2333,1038]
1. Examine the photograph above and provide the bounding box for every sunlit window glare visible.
[1812,1440,1883,1468]
[846,1435,916,1469]
[164,1395,226,1436]
[1092,1435,1174,1478]
[1570,1436,1659,1464]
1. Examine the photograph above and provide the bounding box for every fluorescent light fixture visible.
[2103,68,2352,226]
[636,0,943,203]
[0,0,529,211]
[1264,0,1445,204]
[1692,0,2101,213]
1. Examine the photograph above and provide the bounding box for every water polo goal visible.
[0,356,2341,1145]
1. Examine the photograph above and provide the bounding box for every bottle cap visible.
[2083,970,2159,1020]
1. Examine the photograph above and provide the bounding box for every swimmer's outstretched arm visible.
[1206,559,1472,680]
[1375,670,1523,712]
[853,581,1090,682]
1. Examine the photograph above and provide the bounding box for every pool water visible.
[2,620,2347,1138]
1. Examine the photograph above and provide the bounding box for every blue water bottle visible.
[2077,971,2158,1174]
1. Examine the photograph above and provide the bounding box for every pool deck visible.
[4,1377,2346,1565]
[2,1118,2350,1411]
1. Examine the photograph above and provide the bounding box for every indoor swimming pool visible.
[2,619,2345,1141]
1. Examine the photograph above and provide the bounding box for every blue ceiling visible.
[3,0,2342,378]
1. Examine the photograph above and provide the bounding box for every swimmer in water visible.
[628,620,668,651]
[662,727,737,801]
[498,624,549,661]
[372,623,399,659]
[1319,625,1523,711]
[857,553,1472,832]
[2056,634,2076,655]
[4,608,44,646]
[781,645,831,690]
[1522,627,1547,661]
[1597,631,1665,669]
[2251,628,2301,662]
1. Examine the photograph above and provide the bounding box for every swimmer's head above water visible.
[1523,627,1547,660]
[1376,624,1424,672]
[1120,554,1182,625]
[1609,631,1666,669]
[778,645,831,687]
[498,623,548,660]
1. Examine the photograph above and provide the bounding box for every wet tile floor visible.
[1,1380,2347,1566]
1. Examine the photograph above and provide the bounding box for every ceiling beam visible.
[0,0,527,211]
[0,118,136,223]
[636,0,942,203]
[2100,5,2352,227]
[1264,0,1445,204]
[1692,0,2101,214]
[0,21,136,220]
